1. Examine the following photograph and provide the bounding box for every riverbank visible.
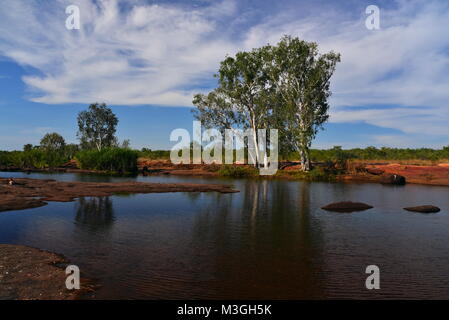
[0,244,95,300]
[138,160,449,186]
[0,177,238,213]
[3,159,449,187]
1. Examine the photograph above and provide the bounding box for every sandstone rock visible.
[403,205,440,213]
[380,173,406,185]
[321,201,373,213]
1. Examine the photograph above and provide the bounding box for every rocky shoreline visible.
[3,160,449,187]
[0,177,238,213]
[0,244,96,300]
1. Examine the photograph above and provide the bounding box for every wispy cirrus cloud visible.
[1,0,449,147]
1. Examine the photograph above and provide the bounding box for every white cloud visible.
[1,0,449,145]
[0,0,239,106]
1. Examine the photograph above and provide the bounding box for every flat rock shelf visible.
[0,244,95,300]
[0,178,239,213]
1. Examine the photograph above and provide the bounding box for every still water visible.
[1,171,449,299]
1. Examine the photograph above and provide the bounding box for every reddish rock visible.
[321,201,373,213]
[0,178,239,213]
[380,173,406,185]
[403,205,441,213]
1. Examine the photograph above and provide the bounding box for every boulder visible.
[403,205,440,213]
[321,201,373,213]
[380,173,406,185]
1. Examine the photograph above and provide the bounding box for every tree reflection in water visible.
[75,197,115,231]
[188,180,326,299]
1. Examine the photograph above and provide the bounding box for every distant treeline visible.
[307,146,449,162]
[138,146,449,162]
[2,146,449,174]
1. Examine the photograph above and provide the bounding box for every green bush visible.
[0,149,64,168]
[75,148,138,173]
[218,165,258,178]
[307,167,336,181]
[138,148,170,160]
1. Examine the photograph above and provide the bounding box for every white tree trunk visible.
[250,114,259,168]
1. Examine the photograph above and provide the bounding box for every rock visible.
[366,168,384,175]
[380,173,406,185]
[403,205,441,213]
[321,201,373,213]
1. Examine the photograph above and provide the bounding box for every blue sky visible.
[1,0,449,150]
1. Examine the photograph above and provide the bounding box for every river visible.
[1,171,449,299]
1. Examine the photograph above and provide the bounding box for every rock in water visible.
[380,173,406,185]
[403,205,441,213]
[321,201,373,213]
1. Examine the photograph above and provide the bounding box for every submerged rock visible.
[380,173,406,185]
[321,201,373,213]
[403,205,441,213]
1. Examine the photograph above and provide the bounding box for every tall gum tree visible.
[193,48,273,167]
[271,36,340,171]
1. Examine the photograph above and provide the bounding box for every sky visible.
[1,0,449,150]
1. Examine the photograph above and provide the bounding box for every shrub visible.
[218,165,258,178]
[307,167,336,181]
[0,149,63,168]
[75,148,138,173]
[138,148,171,160]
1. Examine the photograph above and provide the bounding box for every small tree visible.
[39,133,66,167]
[121,139,131,149]
[40,133,66,152]
[77,103,118,151]
[23,144,33,152]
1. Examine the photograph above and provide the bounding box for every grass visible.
[75,148,138,173]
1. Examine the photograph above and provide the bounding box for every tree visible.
[77,103,118,151]
[192,36,340,171]
[193,47,273,167]
[271,36,340,171]
[40,133,66,152]
[121,139,131,149]
[39,133,66,168]
[23,144,33,152]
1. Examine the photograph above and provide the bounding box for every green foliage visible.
[64,144,80,159]
[218,165,258,178]
[307,146,449,162]
[40,132,66,152]
[192,35,340,171]
[0,149,65,168]
[23,144,33,152]
[139,148,171,159]
[270,36,340,171]
[277,167,336,182]
[75,148,138,173]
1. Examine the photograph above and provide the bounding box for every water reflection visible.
[75,197,115,231]
[2,171,449,298]
[187,180,327,298]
